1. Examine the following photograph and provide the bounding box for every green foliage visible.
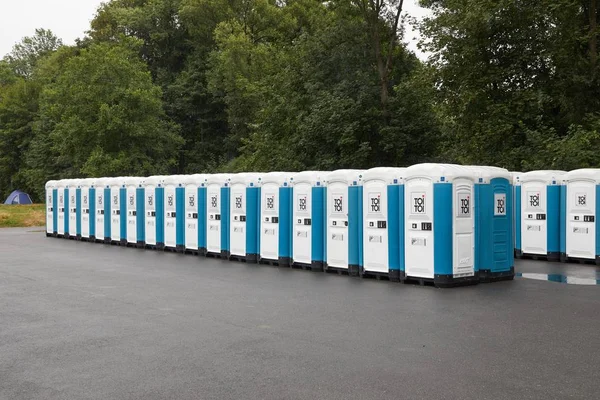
[3,29,62,78]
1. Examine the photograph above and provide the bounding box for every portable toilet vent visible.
[205,174,231,259]
[123,177,143,247]
[45,180,58,237]
[291,171,327,271]
[229,173,261,262]
[511,172,522,256]
[143,176,166,249]
[404,164,478,287]
[184,174,208,255]
[323,170,363,276]
[79,178,94,241]
[516,170,565,261]
[361,167,405,281]
[163,175,186,252]
[93,178,110,243]
[467,166,514,282]
[259,172,293,266]
[562,169,600,264]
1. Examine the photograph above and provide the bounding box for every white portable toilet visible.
[324,170,363,275]
[45,180,58,237]
[55,179,67,237]
[516,170,565,261]
[362,167,405,281]
[66,179,80,240]
[563,169,600,264]
[107,177,123,244]
[259,172,293,266]
[206,174,231,258]
[290,171,327,270]
[80,178,93,241]
[229,173,261,262]
[94,178,109,243]
[404,164,478,287]
[183,174,208,254]
[123,177,142,247]
[143,176,166,249]
[163,175,187,252]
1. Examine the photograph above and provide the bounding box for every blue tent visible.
[3,190,33,205]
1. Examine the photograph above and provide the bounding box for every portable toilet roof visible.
[164,175,188,186]
[3,190,33,205]
[95,178,110,188]
[564,169,600,183]
[511,171,522,184]
[404,163,475,182]
[362,167,406,184]
[290,171,326,186]
[187,174,209,186]
[230,173,261,186]
[144,175,166,187]
[45,180,57,190]
[465,166,511,183]
[123,177,143,187]
[259,172,291,186]
[324,169,363,186]
[520,170,566,184]
[206,173,231,186]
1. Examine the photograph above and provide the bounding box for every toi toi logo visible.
[370,197,380,212]
[334,197,343,212]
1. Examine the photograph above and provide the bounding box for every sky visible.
[0,0,431,60]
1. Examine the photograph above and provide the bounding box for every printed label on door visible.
[494,193,506,216]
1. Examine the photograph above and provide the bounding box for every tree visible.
[3,29,62,78]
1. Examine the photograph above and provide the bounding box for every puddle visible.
[516,273,600,285]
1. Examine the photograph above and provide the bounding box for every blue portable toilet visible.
[143,176,166,249]
[290,171,327,271]
[361,167,405,281]
[123,177,144,247]
[562,169,600,264]
[80,179,95,241]
[404,164,478,287]
[229,173,261,262]
[163,175,186,252]
[45,180,58,237]
[205,174,231,259]
[183,174,208,255]
[516,170,565,261]
[323,170,363,276]
[259,172,292,266]
[468,166,514,282]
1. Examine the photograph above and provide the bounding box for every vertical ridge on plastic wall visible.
[156,187,165,245]
[515,185,521,252]
[90,188,96,238]
[311,186,325,264]
[53,189,58,234]
[560,184,566,257]
[136,187,145,243]
[65,188,70,235]
[433,183,453,276]
[387,184,400,273]
[76,188,82,236]
[198,187,207,251]
[246,187,260,257]
[221,186,230,253]
[176,187,185,248]
[104,187,111,239]
[120,187,127,241]
[546,185,560,255]
[279,186,292,260]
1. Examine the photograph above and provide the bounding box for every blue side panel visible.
[491,177,511,273]
[560,185,567,255]
[387,185,400,272]
[156,187,165,244]
[136,187,145,242]
[257,188,262,255]
[221,187,230,252]
[64,188,70,235]
[474,183,483,273]
[279,187,292,258]
[507,183,514,268]
[547,185,561,253]
[198,187,207,249]
[433,183,453,276]
[596,185,600,257]
[120,188,127,241]
[76,188,82,236]
[89,188,96,237]
[348,185,360,267]
[398,184,405,273]
[246,187,260,255]
[176,187,185,246]
[104,188,111,238]
[358,186,363,267]
[311,186,325,263]
[52,189,58,233]
[323,187,327,262]
[515,186,522,251]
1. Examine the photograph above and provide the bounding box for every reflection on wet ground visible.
[515,258,600,285]
[516,272,600,285]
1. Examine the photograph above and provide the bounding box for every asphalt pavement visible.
[1,227,599,400]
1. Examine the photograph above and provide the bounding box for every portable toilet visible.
[323,170,363,275]
[206,174,231,258]
[94,178,110,243]
[516,170,565,261]
[122,177,143,247]
[229,173,261,262]
[562,169,600,264]
[55,180,67,238]
[361,167,405,281]
[404,164,478,287]
[162,175,185,252]
[45,180,58,237]
[468,166,514,282]
[67,179,80,240]
[290,171,327,271]
[259,172,292,266]
[143,176,166,249]
[511,172,522,256]
[80,178,95,241]
[107,177,124,244]
[183,174,208,254]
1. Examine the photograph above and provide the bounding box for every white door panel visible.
[405,178,434,279]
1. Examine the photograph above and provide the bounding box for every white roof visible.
[520,170,566,184]
[290,171,326,186]
[206,173,231,186]
[565,169,600,184]
[106,177,123,186]
[163,175,187,186]
[405,163,477,182]
[464,166,512,182]
[362,167,406,184]
[259,172,291,186]
[123,177,143,186]
[45,180,58,189]
[143,175,166,186]
[325,169,363,186]
[230,173,261,186]
[185,174,209,185]
[94,178,109,188]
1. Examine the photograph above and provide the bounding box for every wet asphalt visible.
[1,228,599,400]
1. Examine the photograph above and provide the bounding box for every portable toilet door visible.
[323,170,363,276]
[511,172,522,257]
[362,168,405,281]
[45,180,57,237]
[229,173,260,262]
[94,178,107,243]
[80,179,94,241]
[67,179,80,240]
[468,166,514,282]
[259,172,292,266]
[290,171,327,271]
[143,176,165,249]
[55,180,67,237]
[108,178,123,244]
[404,164,478,287]
[563,169,600,264]
[516,170,565,261]
[183,174,207,254]
[123,177,142,247]
[206,174,231,258]
[163,175,186,252]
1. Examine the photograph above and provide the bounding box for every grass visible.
[0,204,46,228]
